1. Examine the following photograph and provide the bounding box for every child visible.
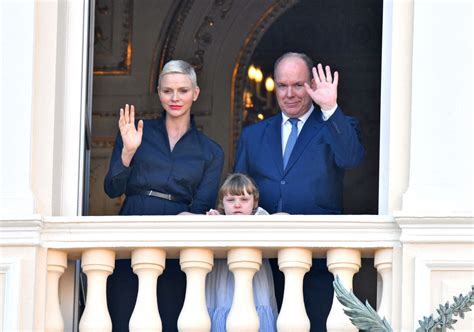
[205,173,278,332]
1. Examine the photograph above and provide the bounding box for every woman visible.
[104,60,224,331]
[104,60,224,215]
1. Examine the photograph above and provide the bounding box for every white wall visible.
[0,245,47,331]
[403,0,473,214]
[0,0,36,216]
[0,0,89,217]
[0,0,87,328]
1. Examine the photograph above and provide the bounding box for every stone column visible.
[79,249,115,332]
[45,249,68,332]
[277,248,312,332]
[326,248,361,332]
[374,248,393,322]
[178,248,214,332]
[129,248,166,332]
[226,248,262,332]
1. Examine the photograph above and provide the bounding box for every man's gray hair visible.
[158,60,198,87]
[274,52,314,79]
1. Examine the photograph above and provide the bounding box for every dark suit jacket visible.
[234,106,364,214]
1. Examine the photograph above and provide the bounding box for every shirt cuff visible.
[321,104,338,121]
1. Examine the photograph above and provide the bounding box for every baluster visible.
[129,248,166,332]
[226,248,262,332]
[326,248,361,332]
[45,249,68,332]
[178,248,213,332]
[277,248,312,332]
[374,248,393,322]
[79,249,115,332]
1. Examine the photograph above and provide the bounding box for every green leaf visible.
[333,276,393,332]
[417,285,474,330]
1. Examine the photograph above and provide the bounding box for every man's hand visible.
[119,104,143,167]
[304,63,338,111]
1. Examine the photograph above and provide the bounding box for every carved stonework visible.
[94,0,133,75]
[92,110,160,119]
[214,0,234,19]
[231,0,299,151]
[159,0,195,70]
[91,136,115,149]
[189,0,235,72]
[160,0,235,74]
[89,155,123,215]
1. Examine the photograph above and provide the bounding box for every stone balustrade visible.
[78,249,115,331]
[45,249,68,332]
[130,248,166,331]
[38,215,398,331]
[45,246,394,332]
[277,248,312,332]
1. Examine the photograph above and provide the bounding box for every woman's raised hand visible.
[119,104,143,167]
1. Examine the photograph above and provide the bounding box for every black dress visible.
[103,114,224,331]
[105,115,224,215]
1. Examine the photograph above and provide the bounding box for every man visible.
[234,52,365,330]
[234,52,364,214]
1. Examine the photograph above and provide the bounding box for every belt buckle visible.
[147,190,153,196]
[166,193,172,200]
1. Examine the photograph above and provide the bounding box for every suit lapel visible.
[263,114,284,176]
[283,108,325,174]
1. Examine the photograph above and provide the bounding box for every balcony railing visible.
[38,215,399,331]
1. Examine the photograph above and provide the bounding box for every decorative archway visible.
[151,0,299,171]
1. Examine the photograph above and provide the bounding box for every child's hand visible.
[206,209,220,215]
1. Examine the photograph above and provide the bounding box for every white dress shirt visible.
[281,104,337,154]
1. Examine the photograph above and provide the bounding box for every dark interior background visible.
[246,0,382,214]
[88,1,383,329]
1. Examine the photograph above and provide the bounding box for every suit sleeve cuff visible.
[321,104,338,121]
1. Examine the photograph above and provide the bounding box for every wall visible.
[386,0,474,328]
[403,0,473,214]
[0,0,473,330]
[0,0,35,216]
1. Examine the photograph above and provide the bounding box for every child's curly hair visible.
[217,173,259,214]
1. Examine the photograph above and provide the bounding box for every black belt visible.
[129,190,189,204]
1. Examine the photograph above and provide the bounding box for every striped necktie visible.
[283,118,300,169]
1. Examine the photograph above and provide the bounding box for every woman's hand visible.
[206,209,221,215]
[119,104,143,167]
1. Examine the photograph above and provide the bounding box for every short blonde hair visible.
[217,173,259,214]
[158,60,198,88]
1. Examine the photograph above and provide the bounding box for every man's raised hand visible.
[304,63,338,111]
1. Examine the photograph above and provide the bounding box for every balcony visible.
[4,214,401,331]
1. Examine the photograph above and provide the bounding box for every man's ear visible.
[311,78,316,89]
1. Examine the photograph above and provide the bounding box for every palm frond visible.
[333,275,393,332]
